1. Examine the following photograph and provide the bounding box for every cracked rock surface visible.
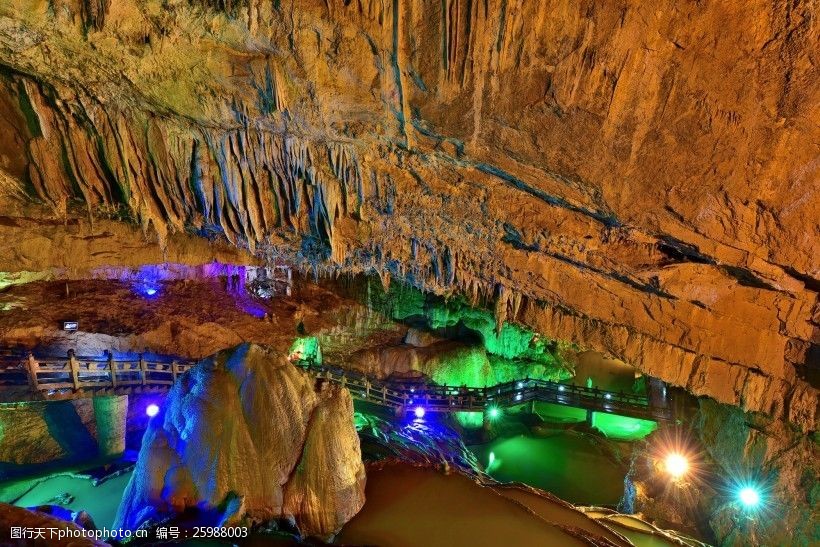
[0,2,816,429]
[114,343,366,539]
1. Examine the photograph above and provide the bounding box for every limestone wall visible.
[0,395,127,477]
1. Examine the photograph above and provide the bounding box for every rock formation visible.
[0,502,108,546]
[0,396,127,475]
[114,343,365,539]
[0,1,815,432]
[624,398,819,546]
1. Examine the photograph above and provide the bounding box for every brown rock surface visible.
[282,383,367,538]
[0,2,816,429]
[113,343,365,538]
[0,502,107,546]
[0,276,407,359]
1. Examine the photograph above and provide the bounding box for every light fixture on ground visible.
[146,403,160,417]
[414,406,425,419]
[663,453,689,480]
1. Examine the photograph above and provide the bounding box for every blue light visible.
[558,385,565,392]
[605,393,612,400]
[738,486,761,508]
[135,281,160,298]
[146,404,160,417]
[414,406,425,419]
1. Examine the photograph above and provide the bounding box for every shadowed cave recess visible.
[0,1,817,546]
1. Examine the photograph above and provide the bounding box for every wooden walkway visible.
[300,363,674,423]
[0,351,196,401]
[0,351,673,422]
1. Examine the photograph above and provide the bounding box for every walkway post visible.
[107,351,117,389]
[139,354,148,386]
[171,360,178,383]
[26,353,39,391]
[68,349,80,391]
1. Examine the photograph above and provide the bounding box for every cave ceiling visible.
[0,1,816,428]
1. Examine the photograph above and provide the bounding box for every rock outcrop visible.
[114,343,365,539]
[625,399,819,546]
[0,396,127,475]
[0,503,107,546]
[0,1,815,431]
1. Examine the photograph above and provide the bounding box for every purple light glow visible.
[146,404,160,417]
[414,406,426,419]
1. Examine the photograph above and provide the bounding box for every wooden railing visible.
[0,351,196,395]
[300,362,674,422]
[0,350,673,422]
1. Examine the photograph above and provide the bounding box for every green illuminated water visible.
[470,433,627,505]
[0,472,132,528]
[532,402,657,441]
[590,413,657,441]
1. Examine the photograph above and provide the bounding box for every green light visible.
[455,411,484,428]
[363,277,572,387]
[288,336,322,364]
[488,451,495,466]
[588,412,658,440]
[488,407,501,419]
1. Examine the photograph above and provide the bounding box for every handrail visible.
[0,351,196,394]
[0,351,673,422]
[298,362,674,422]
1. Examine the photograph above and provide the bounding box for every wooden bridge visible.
[300,362,675,423]
[0,351,673,422]
[0,350,196,401]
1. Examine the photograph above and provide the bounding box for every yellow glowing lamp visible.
[664,453,689,480]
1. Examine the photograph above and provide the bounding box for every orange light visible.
[664,453,689,480]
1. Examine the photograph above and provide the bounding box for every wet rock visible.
[114,343,365,539]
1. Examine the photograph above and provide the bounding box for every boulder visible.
[114,343,365,539]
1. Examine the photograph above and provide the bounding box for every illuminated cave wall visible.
[0,396,127,476]
[332,275,574,388]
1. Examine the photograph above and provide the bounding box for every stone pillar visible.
[92,395,128,457]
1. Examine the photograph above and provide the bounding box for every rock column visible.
[92,395,128,457]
